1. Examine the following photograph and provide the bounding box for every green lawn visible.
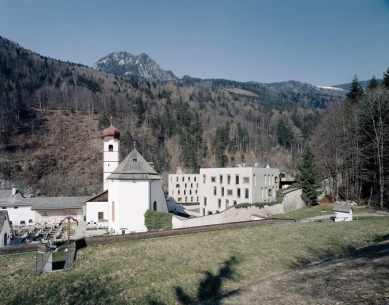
[1,218,388,304]
[274,204,383,220]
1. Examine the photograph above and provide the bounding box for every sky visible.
[0,0,388,86]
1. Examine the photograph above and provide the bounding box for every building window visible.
[196,183,198,188]
[197,196,199,201]
[185,197,187,202]
[203,175,206,183]
[204,197,207,206]
[195,189,198,194]
[227,189,233,196]
[220,175,223,184]
[178,190,180,195]
[225,199,229,209]
[185,183,187,188]
[112,201,115,222]
[243,177,250,184]
[194,177,197,182]
[29,219,33,223]
[176,177,178,182]
[218,199,221,208]
[184,190,186,195]
[275,176,278,184]
[236,175,239,185]
[208,211,213,215]
[237,188,241,198]
[178,197,182,202]
[203,208,205,216]
[190,190,192,195]
[213,186,217,196]
[1,207,5,209]
[176,184,180,188]
[261,188,264,199]
[153,201,157,211]
[191,183,193,188]
[211,176,216,183]
[14,207,18,209]
[233,200,237,206]
[245,188,249,199]
[264,174,267,186]
[221,187,224,196]
[216,210,219,214]
[98,212,104,220]
[170,177,172,182]
[227,175,231,184]
[188,177,191,181]
[191,196,193,202]
[108,145,113,152]
[268,189,272,196]
[182,177,185,182]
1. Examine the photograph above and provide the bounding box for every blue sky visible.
[0,0,388,85]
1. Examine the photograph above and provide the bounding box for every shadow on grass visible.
[146,256,239,305]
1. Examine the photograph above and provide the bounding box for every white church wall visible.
[0,214,11,246]
[86,201,109,224]
[150,181,168,213]
[5,206,35,226]
[109,180,149,233]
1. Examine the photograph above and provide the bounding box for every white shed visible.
[333,205,353,222]
[0,210,11,246]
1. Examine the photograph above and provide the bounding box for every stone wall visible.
[173,188,304,228]
[0,243,46,255]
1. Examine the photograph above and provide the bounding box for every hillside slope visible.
[0,36,339,196]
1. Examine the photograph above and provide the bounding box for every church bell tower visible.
[102,121,120,191]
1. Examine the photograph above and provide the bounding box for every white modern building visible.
[198,165,280,215]
[168,173,200,204]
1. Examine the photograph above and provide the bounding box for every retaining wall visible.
[173,188,304,228]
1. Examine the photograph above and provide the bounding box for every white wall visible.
[0,213,11,246]
[108,180,150,233]
[35,209,83,224]
[150,181,168,213]
[4,206,35,226]
[86,201,109,224]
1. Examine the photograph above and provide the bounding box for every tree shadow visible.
[146,256,239,305]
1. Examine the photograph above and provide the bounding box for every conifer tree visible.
[346,75,364,102]
[367,75,379,90]
[296,145,321,206]
[383,67,389,89]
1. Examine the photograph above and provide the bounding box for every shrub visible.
[144,210,173,231]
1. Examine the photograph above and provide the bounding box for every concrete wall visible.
[150,181,168,213]
[173,188,304,229]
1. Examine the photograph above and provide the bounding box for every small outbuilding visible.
[333,205,353,222]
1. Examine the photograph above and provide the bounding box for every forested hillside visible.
[0,36,339,197]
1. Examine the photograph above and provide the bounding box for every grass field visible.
[1,217,388,304]
[274,204,384,220]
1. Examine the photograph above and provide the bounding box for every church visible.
[85,122,168,234]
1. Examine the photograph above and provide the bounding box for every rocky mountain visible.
[93,51,178,81]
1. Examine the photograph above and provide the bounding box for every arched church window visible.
[153,201,157,211]
[112,201,115,222]
[109,145,113,152]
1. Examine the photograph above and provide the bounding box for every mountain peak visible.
[93,51,177,81]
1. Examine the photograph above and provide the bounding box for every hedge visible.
[233,183,301,209]
[144,210,173,231]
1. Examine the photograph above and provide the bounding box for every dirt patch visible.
[218,241,389,304]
